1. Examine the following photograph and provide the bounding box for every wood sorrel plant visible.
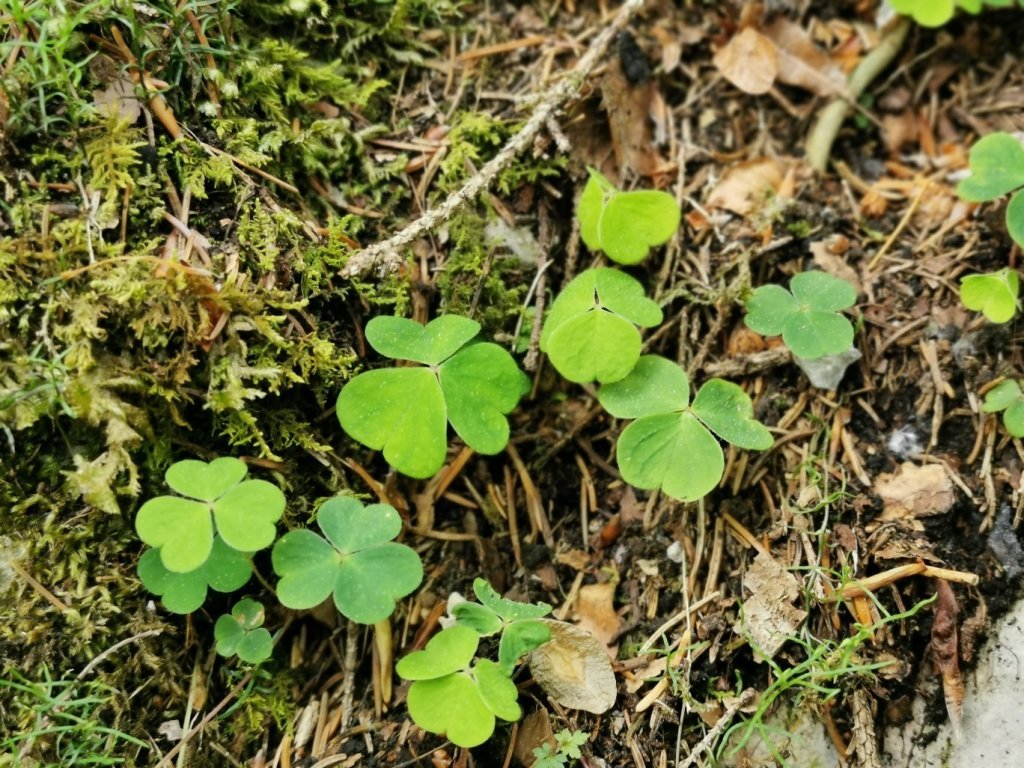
[336,314,529,479]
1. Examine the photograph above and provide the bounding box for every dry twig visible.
[341,0,648,277]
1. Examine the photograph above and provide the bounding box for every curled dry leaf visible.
[713,27,777,95]
[761,17,848,98]
[572,579,622,658]
[528,620,616,714]
[707,157,786,216]
[932,579,964,739]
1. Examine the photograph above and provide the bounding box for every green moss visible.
[436,210,528,335]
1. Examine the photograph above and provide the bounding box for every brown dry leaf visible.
[512,708,555,767]
[735,552,807,659]
[528,620,617,714]
[572,580,621,658]
[810,238,862,293]
[761,17,848,98]
[713,27,777,95]
[875,463,955,520]
[599,59,664,177]
[932,580,964,739]
[706,158,785,216]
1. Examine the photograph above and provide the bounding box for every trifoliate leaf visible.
[136,458,284,573]
[960,268,1019,323]
[214,598,273,664]
[541,268,662,384]
[745,272,857,360]
[405,673,495,748]
[578,169,680,265]
[272,496,423,624]
[337,315,528,478]
[598,356,772,501]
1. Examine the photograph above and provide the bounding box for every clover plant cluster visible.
[396,578,553,748]
[137,458,423,666]
[955,133,1024,323]
[890,0,1022,27]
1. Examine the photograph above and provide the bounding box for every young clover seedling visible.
[982,379,1024,437]
[452,578,552,675]
[744,271,857,360]
[135,457,285,573]
[272,496,422,624]
[337,315,529,479]
[214,598,274,665]
[577,168,681,265]
[960,268,1020,323]
[957,132,1024,249]
[598,355,773,501]
[137,536,252,614]
[540,268,663,384]
[397,625,521,748]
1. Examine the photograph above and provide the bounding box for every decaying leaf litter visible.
[2,1,1024,766]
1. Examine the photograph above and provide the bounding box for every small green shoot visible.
[540,268,663,384]
[452,578,553,674]
[960,268,1020,323]
[744,272,857,360]
[397,625,521,748]
[137,536,252,614]
[982,379,1024,437]
[577,168,681,265]
[957,132,1024,249]
[272,496,423,624]
[533,728,589,768]
[336,315,529,478]
[135,458,285,573]
[214,598,274,665]
[598,355,773,501]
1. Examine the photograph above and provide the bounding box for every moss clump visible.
[436,209,529,336]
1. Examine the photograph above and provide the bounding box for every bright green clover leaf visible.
[960,268,1020,323]
[497,619,551,676]
[135,458,284,573]
[540,268,663,384]
[957,132,1024,249]
[137,536,252,614]
[982,379,1024,437]
[744,271,857,360]
[452,580,553,674]
[272,496,423,624]
[397,625,480,680]
[598,355,773,502]
[403,659,521,748]
[336,315,529,479]
[472,578,552,621]
[578,168,680,265]
[957,133,1024,201]
[214,598,274,665]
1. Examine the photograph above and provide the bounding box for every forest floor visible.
[2,1,1024,767]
